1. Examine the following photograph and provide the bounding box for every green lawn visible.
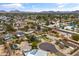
[42,36,51,42]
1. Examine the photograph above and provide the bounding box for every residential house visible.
[24,49,48,56]
[3,33,14,41]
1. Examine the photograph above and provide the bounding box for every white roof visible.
[35,49,48,56]
[64,26,73,30]
[47,25,54,28]
[26,49,48,56]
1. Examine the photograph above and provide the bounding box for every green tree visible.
[72,34,79,41]
[31,42,38,49]
[22,25,29,31]
[0,38,5,45]
[5,24,16,32]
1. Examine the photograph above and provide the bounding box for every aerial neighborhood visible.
[0,10,79,56]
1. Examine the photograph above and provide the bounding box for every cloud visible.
[1,0,79,3]
[0,3,79,12]
[0,3,24,10]
[71,5,79,11]
[58,5,65,8]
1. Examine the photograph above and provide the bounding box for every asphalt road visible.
[56,28,79,35]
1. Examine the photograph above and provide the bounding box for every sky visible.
[0,3,79,12]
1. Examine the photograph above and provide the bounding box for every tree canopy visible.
[72,34,79,41]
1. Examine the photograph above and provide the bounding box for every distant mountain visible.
[40,11,73,14]
[0,10,6,12]
[0,10,79,14]
[39,10,79,14]
[41,11,55,13]
[72,10,79,14]
[9,10,21,13]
